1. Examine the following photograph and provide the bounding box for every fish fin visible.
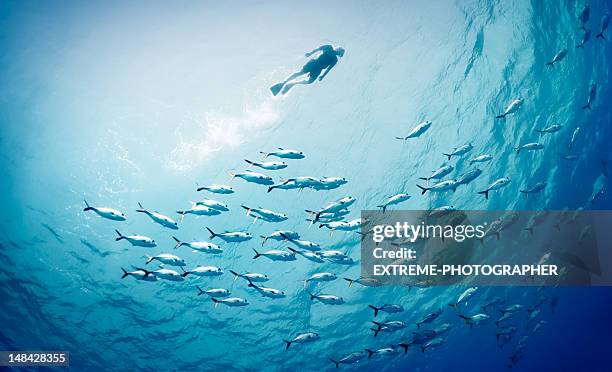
[305,289,316,300]
[206,227,217,239]
[242,205,251,216]
[344,278,354,287]
[83,199,93,211]
[252,248,261,259]
[416,185,428,195]
[283,339,292,350]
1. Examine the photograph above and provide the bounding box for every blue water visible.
[1,0,611,371]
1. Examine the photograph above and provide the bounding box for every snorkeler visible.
[270,45,345,96]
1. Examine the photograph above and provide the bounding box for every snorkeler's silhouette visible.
[270,45,345,96]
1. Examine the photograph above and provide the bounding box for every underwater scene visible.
[1,0,611,371]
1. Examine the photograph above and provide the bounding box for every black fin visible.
[283,339,291,350]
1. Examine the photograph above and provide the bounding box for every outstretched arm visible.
[305,44,333,57]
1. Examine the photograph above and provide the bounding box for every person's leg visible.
[271,70,306,96]
[281,73,318,94]
[283,71,305,84]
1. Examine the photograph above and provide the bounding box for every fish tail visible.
[181,271,190,278]
[524,227,534,236]
[259,235,268,245]
[145,254,154,264]
[244,159,255,167]
[545,61,553,67]
[196,185,206,192]
[283,339,292,350]
[305,289,316,301]
[596,32,605,39]
[115,229,125,241]
[196,286,204,296]
[172,236,183,249]
[330,359,339,369]
[368,305,380,317]
[344,278,354,287]
[121,267,129,279]
[135,267,152,278]
[136,202,145,213]
[398,343,409,354]
[252,248,261,259]
[416,185,428,195]
[259,151,270,159]
[477,190,489,200]
[206,227,217,239]
[421,346,426,353]
[371,321,382,330]
[83,199,93,211]
[229,270,239,277]
[458,315,469,323]
[365,349,375,358]
[582,102,591,110]
[442,153,452,160]
[495,114,506,119]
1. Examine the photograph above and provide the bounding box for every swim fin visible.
[270,83,284,96]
